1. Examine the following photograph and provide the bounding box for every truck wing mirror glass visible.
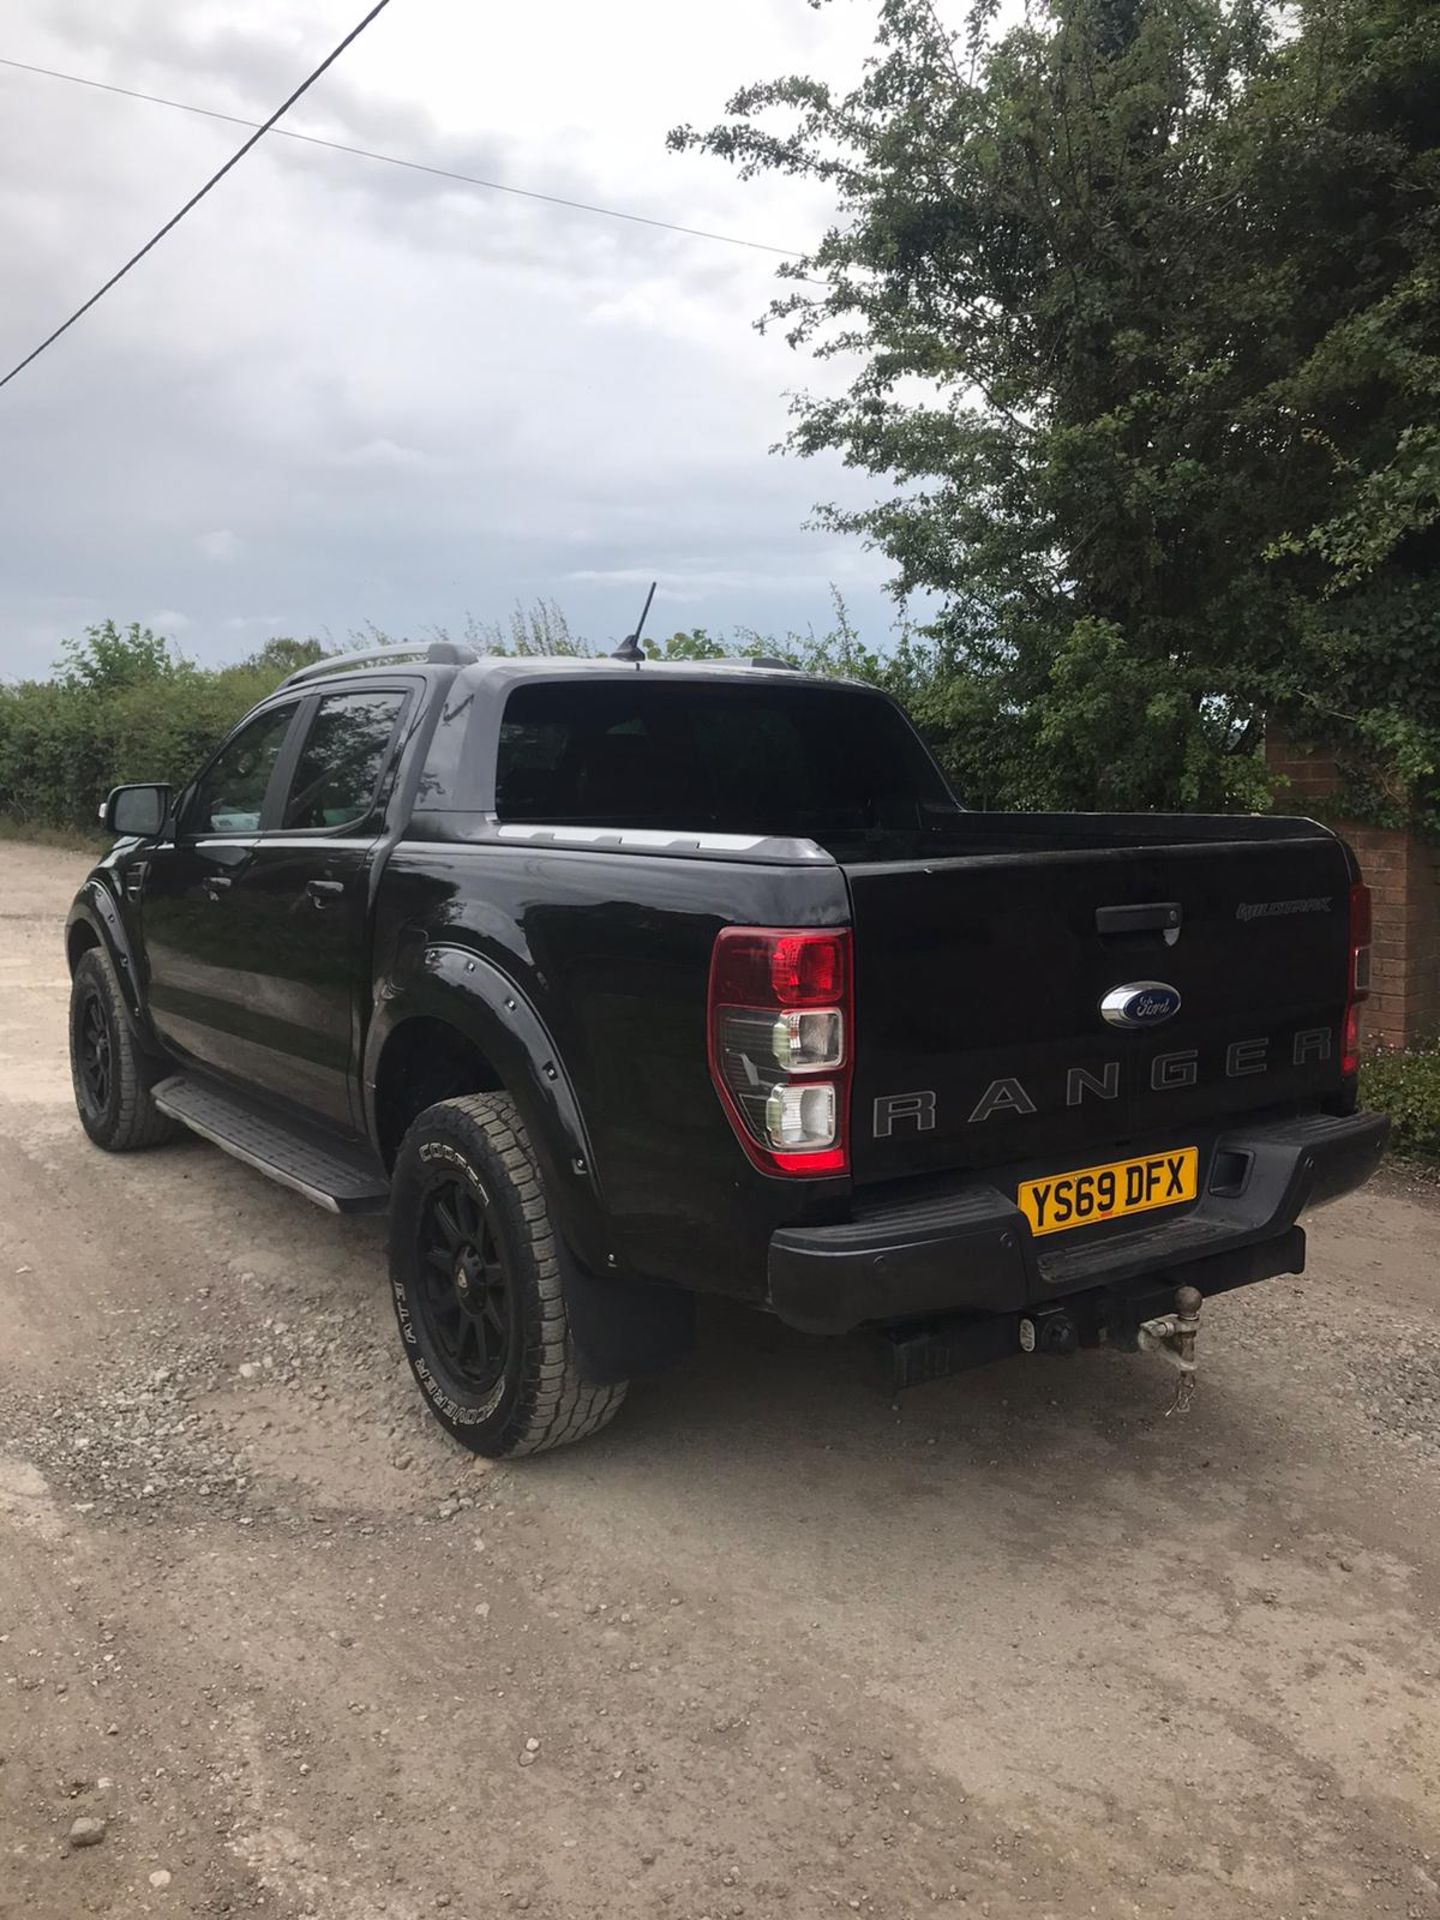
[101,783,172,837]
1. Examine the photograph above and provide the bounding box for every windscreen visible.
[494,679,958,842]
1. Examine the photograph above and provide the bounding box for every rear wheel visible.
[68,947,176,1151]
[388,1093,627,1458]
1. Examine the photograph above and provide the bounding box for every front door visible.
[142,684,411,1132]
[142,697,302,1087]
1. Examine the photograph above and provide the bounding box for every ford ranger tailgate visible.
[842,817,1355,1185]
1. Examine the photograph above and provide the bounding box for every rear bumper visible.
[766,1108,1388,1336]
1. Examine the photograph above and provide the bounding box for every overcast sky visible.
[0,0,905,678]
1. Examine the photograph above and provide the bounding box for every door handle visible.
[202,875,233,899]
[1096,900,1182,940]
[307,878,346,907]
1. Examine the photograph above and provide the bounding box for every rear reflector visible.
[708,927,853,1176]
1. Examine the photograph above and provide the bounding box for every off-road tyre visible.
[69,946,177,1151]
[388,1092,628,1458]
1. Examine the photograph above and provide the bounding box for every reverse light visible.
[708,926,853,1176]
[1342,881,1372,1077]
[717,1007,845,1073]
[765,1081,838,1151]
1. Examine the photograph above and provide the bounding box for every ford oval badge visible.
[1100,981,1182,1030]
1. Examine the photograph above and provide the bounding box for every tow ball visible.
[1136,1283,1203,1413]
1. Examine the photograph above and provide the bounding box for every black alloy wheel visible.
[419,1176,512,1394]
[76,986,113,1119]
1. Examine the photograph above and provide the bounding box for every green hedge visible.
[0,625,316,835]
[1360,1049,1440,1163]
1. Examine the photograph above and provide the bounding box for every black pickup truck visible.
[67,643,1387,1455]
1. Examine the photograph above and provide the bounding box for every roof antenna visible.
[611,579,656,667]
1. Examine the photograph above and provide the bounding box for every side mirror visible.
[100,783,172,838]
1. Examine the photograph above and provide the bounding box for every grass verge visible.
[0,816,108,855]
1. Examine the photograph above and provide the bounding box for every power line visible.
[0,1,396,392]
[0,53,810,265]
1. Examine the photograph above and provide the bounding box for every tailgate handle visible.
[1096,900,1182,941]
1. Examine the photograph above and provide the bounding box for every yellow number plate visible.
[1017,1146,1199,1238]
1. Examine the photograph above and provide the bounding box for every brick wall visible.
[1266,738,1440,1050]
[1340,825,1440,1048]
[1264,740,1345,814]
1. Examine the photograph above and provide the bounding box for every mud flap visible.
[559,1246,696,1385]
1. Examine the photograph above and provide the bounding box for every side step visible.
[152,1074,390,1214]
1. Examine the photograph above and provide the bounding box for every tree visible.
[1247,0,1440,824]
[56,620,177,693]
[242,636,329,677]
[671,0,1440,818]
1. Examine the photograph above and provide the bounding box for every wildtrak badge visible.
[1236,896,1333,922]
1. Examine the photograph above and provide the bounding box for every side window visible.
[282,690,407,833]
[496,719,570,816]
[188,704,297,836]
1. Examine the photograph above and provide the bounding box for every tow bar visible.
[877,1245,1292,1398]
[1136,1283,1203,1413]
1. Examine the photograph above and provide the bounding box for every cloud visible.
[0,0,896,683]
[222,610,289,631]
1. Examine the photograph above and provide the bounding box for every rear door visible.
[144,684,411,1130]
[846,828,1353,1186]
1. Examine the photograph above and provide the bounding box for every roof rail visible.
[279,640,479,689]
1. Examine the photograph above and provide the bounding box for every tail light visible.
[708,927,853,1175]
[1342,881,1372,1076]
